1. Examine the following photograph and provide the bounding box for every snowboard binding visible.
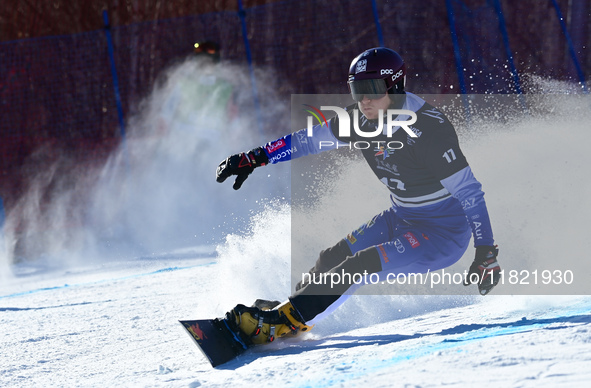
[226,300,313,345]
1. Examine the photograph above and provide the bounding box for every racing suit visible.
[262,92,494,325]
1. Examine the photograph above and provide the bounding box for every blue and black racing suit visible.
[263,93,494,325]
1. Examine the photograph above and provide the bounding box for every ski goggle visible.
[348,78,389,102]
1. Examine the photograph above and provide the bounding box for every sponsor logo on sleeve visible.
[403,232,420,248]
[266,139,286,154]
[394,239,405,253]
[378,244,389,263]
[461,198,476,210]
[296,131,308,144]
[268,147,296,163]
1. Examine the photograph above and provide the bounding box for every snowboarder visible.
[215,47,501,345]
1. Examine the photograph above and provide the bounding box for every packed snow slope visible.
[1,260,591,387]
[1,67,591,387]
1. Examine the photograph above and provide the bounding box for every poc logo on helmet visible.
[380,69,394,75]
[392,69,404,81]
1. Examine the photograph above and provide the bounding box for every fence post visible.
[491,0,524,96]
[370,0,385,47]
[237,0,264,139]
[102,10,128,143]
[445,0,471,119]
[0,196,5,235]
[549,0,588,93]
[0,195,5,269]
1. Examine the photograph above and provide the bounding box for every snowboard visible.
[179,318,249,367]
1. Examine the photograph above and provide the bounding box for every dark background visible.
[0,0,588,212]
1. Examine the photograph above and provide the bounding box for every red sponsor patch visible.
[378,244,389,263]
[265,139,286,153]
[404,232,420,248]
[189,323,208,340]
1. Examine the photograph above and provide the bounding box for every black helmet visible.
[347,47,406,101]
[194,41,220,63]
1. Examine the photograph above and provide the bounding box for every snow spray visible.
[0,58,290,270]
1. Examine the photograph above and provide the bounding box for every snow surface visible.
[2,261,591,387]
[2,68,591,387]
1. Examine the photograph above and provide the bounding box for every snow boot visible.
[251,299,281,310]
[226,300,313,345]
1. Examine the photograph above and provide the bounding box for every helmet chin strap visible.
[389,77,406,95]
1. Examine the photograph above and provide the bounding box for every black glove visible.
[463,245,501,296]
[216,147,269,190]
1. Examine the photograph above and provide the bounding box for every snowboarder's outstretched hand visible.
[216,147,269,190]
[463,245,501,296]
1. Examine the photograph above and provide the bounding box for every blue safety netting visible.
[0,0,587,210]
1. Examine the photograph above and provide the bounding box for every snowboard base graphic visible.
[179,318,249,367]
